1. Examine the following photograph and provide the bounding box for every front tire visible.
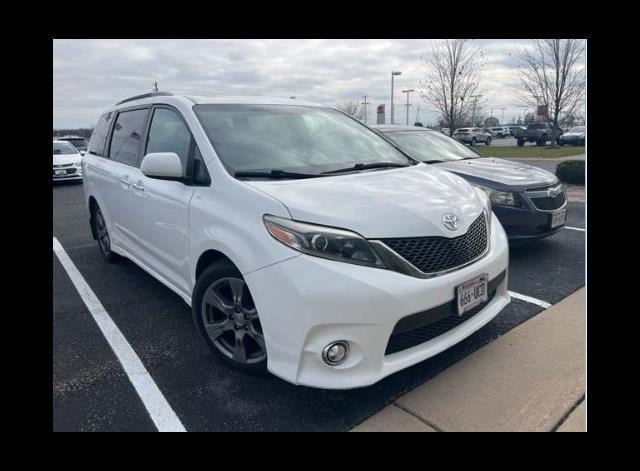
[485,137,492,145]
[192,261,268,374]
[517,138,524,147]
[470,137,477,146]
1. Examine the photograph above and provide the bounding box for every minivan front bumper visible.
[244,215,510,389]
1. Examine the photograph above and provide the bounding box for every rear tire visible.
[192,261,268,375]
[470,137,477,146]
[92,205,120,263]
[517,138,524,147]
[485,137,492,145]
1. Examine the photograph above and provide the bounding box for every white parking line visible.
[508,291,552,309]
[53,237,186,432]
[565,226,586,232]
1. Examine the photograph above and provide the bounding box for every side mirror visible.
[141,152,183,180]
[80,150,86,156]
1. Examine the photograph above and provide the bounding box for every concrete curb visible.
[350,288,585,432]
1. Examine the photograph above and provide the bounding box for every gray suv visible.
[453,127,492,145]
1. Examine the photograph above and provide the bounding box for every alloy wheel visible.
[95,209,111,256]
[200,277,266,364]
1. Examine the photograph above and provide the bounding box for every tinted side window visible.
[109,109,148,167]
[88,112,113,156]
[145,108,192,174]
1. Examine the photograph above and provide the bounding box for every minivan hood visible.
[246,164,484,239]
[434,157,557,190]
[53,153,81,166]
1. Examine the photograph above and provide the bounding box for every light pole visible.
[471,94,482,126]
[500,107,506,125]
[390,71,402,124]
[401,89,415,125]
[361,95,370,124]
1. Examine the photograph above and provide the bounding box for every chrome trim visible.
[371,211,491,279]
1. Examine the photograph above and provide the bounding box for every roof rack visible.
[115,91,173,106]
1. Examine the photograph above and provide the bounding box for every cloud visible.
[53,38,584,128]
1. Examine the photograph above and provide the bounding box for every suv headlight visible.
[263,215,386,268]
[473,184,518,207]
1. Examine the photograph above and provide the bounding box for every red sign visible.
[537,105,548,118]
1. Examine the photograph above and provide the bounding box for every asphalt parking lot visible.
[53,172,585,431]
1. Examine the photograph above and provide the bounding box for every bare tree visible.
[516,39,585,145]
[419,39,487,135]
[334,100,364,121]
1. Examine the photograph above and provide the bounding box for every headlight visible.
[263,215,386,268]
[473,184,518,207]
[473,186,493,230]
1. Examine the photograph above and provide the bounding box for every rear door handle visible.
[132,182,144,193]
[119,176,131,189]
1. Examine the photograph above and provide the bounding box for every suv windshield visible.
[194,104,410,175]
[53,142,77,155]
[528,123,547,129]
[383,130,479,162]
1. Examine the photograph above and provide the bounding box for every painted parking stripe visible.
[565,226,586,232]
[508,291,552,309]
[53,237,186,432]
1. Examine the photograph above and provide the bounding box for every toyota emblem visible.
[442,213,460,231]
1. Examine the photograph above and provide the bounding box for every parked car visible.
[440,127,450,135]
[558,126,585,146]
[52,139,83,182]
[372,125,568,243]
[514,123,563,146]
[453,127,492,145]
[57,134,89,152]
[82,92,510,389]
[488,127,511,138]
[508,126,526,137]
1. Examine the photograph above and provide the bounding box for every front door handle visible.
[132,182,144,193]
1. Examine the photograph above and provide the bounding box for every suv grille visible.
[530,191,566,210]
[380,213,488,274]
[384,270,506,355]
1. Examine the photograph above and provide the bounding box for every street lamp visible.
[390,71,402,124]
[402,89,415,125]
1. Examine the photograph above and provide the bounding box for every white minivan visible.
[83,92,510,389]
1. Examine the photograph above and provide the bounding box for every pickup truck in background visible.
[514,123,563,146]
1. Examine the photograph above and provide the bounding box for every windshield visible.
[570,126,585,133]
[384,130,480,162]
[455,129,470,133]
[194,104,410,174]
[53,142,77,155]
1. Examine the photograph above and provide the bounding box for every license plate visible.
[55,169,65,176]
[456,274,489,316]
[551,209,566,228]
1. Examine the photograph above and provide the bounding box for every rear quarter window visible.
[88,112,113,156]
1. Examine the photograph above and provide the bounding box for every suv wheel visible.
[93,206,120,263]
[192,261,268,374]
[517,138,524,147]
[470,137,477,146]
[485,137,492,145]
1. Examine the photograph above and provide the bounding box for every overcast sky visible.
[53,39,581,129]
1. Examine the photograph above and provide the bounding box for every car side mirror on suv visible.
[141,152,183,181]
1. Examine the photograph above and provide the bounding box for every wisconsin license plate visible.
[456,274,489,315]
[551,209,566,228]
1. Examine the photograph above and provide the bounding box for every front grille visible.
[380,213,487,274]
[384,270,506,355]
[530,191,566,210]
[53,163,74,169]
[52,168,76,176]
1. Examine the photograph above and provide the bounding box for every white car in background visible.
[53,140,83,182]
[82,92,510,389]
[487,127,511,138]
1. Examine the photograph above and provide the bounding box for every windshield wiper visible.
[234,169,324,179]
[322,161,411,175]
[423,159,447,164]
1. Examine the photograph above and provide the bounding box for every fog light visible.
[322,341,349,366]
